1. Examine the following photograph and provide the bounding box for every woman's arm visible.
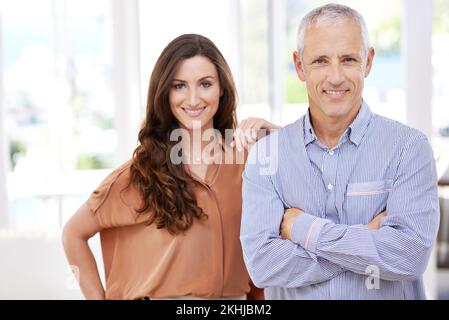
[247,281,265,300]
[62,203,105,300]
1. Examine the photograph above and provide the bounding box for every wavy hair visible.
[130,34,237,235]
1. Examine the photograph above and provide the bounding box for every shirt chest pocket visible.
[344,180,393,225]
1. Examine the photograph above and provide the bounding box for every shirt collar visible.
[303,109,317,146]
[303,100,373,147]
[347,100,372,146]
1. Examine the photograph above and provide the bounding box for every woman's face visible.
[169,55,222,131]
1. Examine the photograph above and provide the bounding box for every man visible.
[240,3,440,299]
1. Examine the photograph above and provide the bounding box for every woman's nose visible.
[187,89,200,107]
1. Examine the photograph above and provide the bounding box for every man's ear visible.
[293,51,306,81]
[364,47,375,78]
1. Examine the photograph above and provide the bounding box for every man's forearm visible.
[289,212,436,281]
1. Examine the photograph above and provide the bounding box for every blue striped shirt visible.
[240,101,440,299]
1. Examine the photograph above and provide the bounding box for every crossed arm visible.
[240,136,439,288]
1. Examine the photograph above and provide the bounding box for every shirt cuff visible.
[291,213,330,254]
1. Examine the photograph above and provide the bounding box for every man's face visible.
[294,18,375,123]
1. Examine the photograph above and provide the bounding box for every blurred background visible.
[0,0,449,299]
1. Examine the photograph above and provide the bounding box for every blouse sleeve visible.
[85,162,143,229]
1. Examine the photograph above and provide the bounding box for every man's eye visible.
[343,57,357,63]
[313,59,326,64]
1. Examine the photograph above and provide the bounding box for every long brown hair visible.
[130,34,237,235]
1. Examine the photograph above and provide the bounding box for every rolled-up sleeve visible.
[291,213,329,253]
[85,163,141,229]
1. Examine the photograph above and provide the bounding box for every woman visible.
[62,34,278,300]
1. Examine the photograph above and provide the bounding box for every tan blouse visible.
[85,151,254,300]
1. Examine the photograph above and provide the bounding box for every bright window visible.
[3,0,114,231]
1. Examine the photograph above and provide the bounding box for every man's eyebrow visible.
[341,53,360,59]
[310,55,328,61]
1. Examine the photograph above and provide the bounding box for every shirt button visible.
[328,150,334,155]
[327,183,334,191]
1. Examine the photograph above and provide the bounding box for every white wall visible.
[111,0,142,166]
[0,0,9,229]
[403,0,436,300]
[0,232,103,299]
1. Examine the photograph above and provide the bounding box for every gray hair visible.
[297,3,370,62]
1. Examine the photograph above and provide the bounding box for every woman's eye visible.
[201,82,212,88]
[173,83,185,90]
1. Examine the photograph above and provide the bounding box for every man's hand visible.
[365,210,387,230]
[231,118,280,152]
[280,208,303,240]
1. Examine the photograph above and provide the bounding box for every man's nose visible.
[327,63,345,86]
